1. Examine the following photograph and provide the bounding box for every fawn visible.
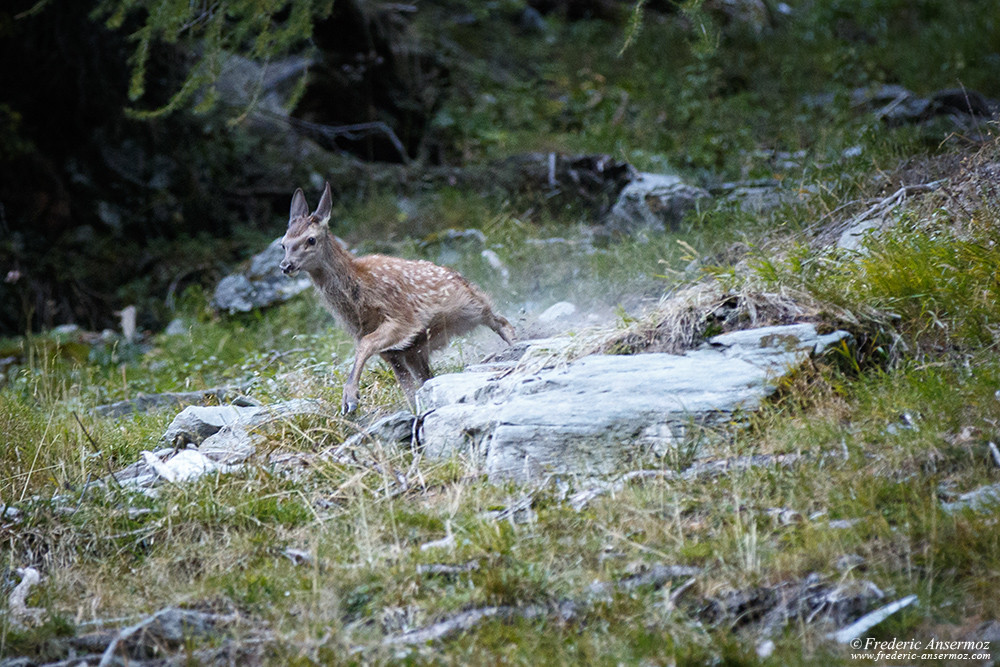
[280,182,516,414]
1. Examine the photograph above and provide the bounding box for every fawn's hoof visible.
[341,398,358,415]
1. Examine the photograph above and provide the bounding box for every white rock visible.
[164,318,187,336]
[942,482,1000,514]
[142,450,220,483]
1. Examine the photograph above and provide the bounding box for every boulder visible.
[537,301,577,325]
[212,238,312,313]
[609,172,710,233]
[712,180,798,213]
[416,324,849,483]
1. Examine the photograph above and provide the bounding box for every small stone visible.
[609,172,709,233]
[0,504,21,522]
[518,6,546,33]
[538,301,577,324]
[420,534,456,551]
[164,318,187,336]
[52,323,81,336]
[835,553,865,571]
[341,411,416,451]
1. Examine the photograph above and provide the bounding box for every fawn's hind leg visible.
[489,313,516,344]
[380,351,419,406]
[403,341,433,388]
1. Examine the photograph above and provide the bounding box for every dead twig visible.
[813,181,945,243]
[73,411,121,491]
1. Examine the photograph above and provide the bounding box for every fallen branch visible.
[827,594,918,644]
[587,563,702,598]
[383,604,565,646]
[279,114,411,165]
[811,181,944,244]
[416,560,480,576]
[383,606,506,645]
[98,607,236,666]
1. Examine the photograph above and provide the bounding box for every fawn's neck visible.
[307,237,366,332]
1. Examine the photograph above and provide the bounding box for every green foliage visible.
[0,104,34,160]
[426,0,1000,178]
[744,209,1000,354]
[91,0,334,118]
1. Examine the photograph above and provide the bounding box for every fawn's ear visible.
[314,182,333,227]
[289,188,310,223]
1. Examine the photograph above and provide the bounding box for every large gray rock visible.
[609,172,710,233]
[417,324,849,483]
[212,238,312,314]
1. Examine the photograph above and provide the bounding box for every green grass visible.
[5,3,1000,664]
[5,346,1000,661]
[422,0,1000,180]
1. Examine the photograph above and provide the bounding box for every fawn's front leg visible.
[342,318,418,414]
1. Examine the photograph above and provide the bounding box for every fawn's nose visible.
[280,261,295,275]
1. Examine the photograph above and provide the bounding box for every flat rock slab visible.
[416,323,849,482]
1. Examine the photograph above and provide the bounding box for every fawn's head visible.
[280,182,334,276]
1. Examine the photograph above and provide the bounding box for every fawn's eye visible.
[307,237,316,246]
[279,243,285,250]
